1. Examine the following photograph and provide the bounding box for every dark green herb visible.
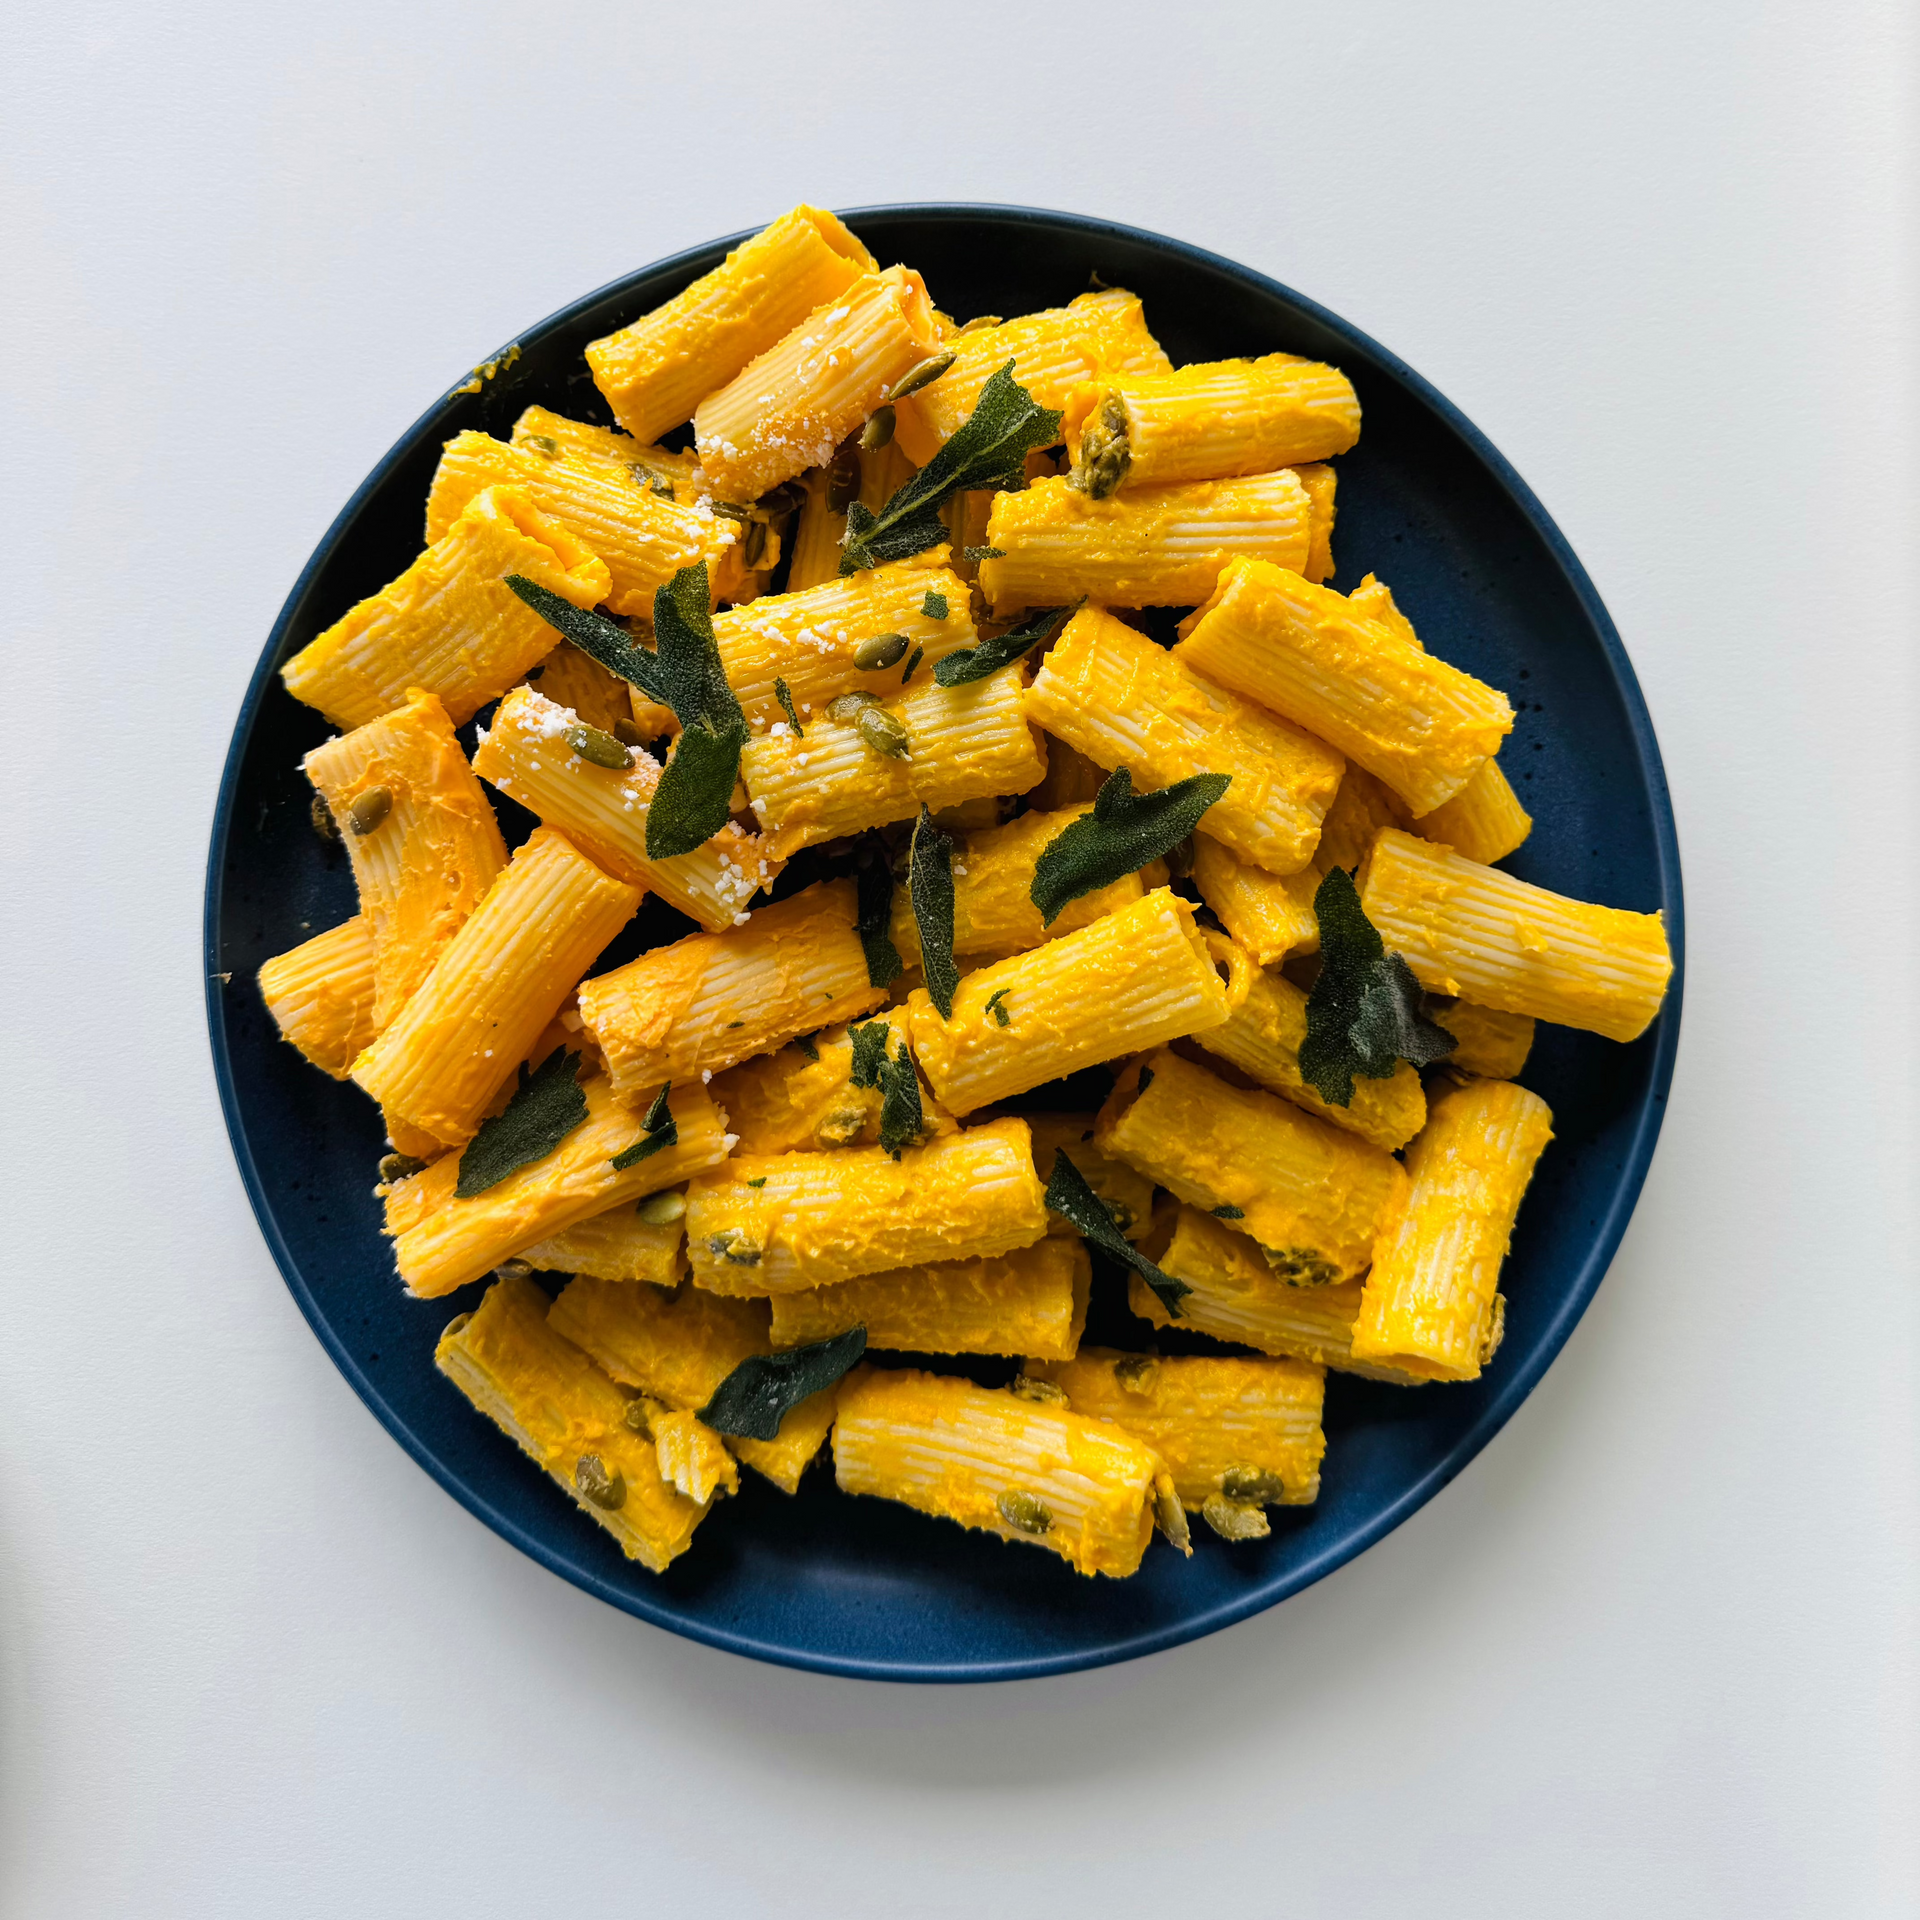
[504,575,669,706]
[921,590,949,620]
[793,1033,820,1063]
[647,718,747,858]
[909,805,959,1019]
[699,1327,868,1441]
[847,1020,891,1089]
[854,851,903,989]
[985,987,1012,1028]
[1211,1204,1245,1220]
[839,363,1063,573]
[1045,1151,1190,1317]
[609,1081,679,1170]
[1298,867,1457,1105]
[964,545,1006,561]
[933,603,1074,687]
[746,1176,767,1188]
[1030,767,1231,925]
[773,676,804,735]
[876,1038,923,1157]
[900,644,924,684]
[455,1049,588,1198]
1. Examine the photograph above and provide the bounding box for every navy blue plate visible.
[205,206,1682,1682]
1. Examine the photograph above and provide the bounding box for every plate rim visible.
[204,201,1686,1684]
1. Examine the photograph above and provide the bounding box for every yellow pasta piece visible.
[1314,761,1410,873]
[1026,734,1108,809]
[1414,756,1533,865]
[1294,461,1338,584]
[1063,353,1360,490]
[907,889,1231,1117]
[979,470,1313,612]
[892,288,1171,464]
[832,1367,1163,1578]
[520,1202,686,1286]
[1351,1078,1554,1381]
[1023,1114,1156,1241]
[1129,1206,1440,1383]
[1026,605,1344,874]
[282,487,610,729]
[1175,558,1513,817]
[1429,997,1536,1078]
[1190,835,1319,967]
[519,644,633,733]
[548,1276,834,1493]
[422,432,732,619]
[257,915,376,1080]
[684,1117,1047,1295]
[781,466,846,592]
[1031,1349,1326,1510]
[585,205,877,445]
[1190,930,1427,1152]
[767,1239,1091,1360]
[577,879,886,1105]
[694,267,941,502]
[435,1274,707,1570]
[713,562,974,728]
[303,690,508,1030]
[1360,829,1673,1042]
[353,828,640,1147]
[647,1407,740,1504]
[740,665,1046,859]
[1096,1049,1407,1286]
[472,684,781,931]
[388,1078,731,1298]
[508,405,704,497]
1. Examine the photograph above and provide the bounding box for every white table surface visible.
[4,3,1915,1913]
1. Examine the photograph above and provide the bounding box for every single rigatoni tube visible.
[782,467,846,592]
[548,1277,833,1493]
[1096,1049,1407,1286]
[832,1368,1164,1578]
[1191,930,1427,1152]
[1361,829,1673,1042]
[585,205,876,444]
[520,1202,686,1286]
[888,801,1166,968]
[694,267,941,501]
[1190,835,1320,966]
[979,471,1313,612]
[741,665,1046,858]
[303,689,508,1030]
[352,829,640,1146]
[423,432,733,619]
[768,1239,1091,1361]
[434,1274,708,1570]
[1175,558,1513,817]
[282,487,610,729]
[508,405,705,496]
[472,685,781,931]
[907,889,1231,1117]
[1064,354,1360,491]
[1027,605,1344,874]
[891,289,1171,464]
[1031,1350,1327,1510]
[1351,1078,1554,1381]
[389,1078,731,1298]
[1429,998,1536,1078]
[1130,1206,1441,1383]
[258,915,377,1079]
[1023,1115,1157,1242]
[577,879,886,1104]
[684,1117,1047,1294]
[1295,462,1338,584]
[713,562,973,728]
[1414,757,1533,864]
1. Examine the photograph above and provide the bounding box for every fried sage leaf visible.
[1045,1150,1190,1317]
[773,676,804,735]
[855,848,903,989]
[609,1081,678,1170]
[455,1048,588,1198]
[847,1019,891,1090]
[647,717,747,859]
[932,603,1074,687]
[641,561,750,858]
[909,805,959,1019]
[1030,766,1231,925]
[839,362,1063,574]
[504,575,669,707]
[1298,866,1457,1106]
[876,1037,924,1157]
[699,1327,868,1441]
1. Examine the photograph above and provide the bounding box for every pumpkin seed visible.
[1113,1354,1159,1396]
[816,1107,868,1147]
[524,433,560,456]
[825,690,877,723]
[567,723,633,770]
[760,479,808,517]
[709,499,751,521]
[613,716,646,747]
[346,786,391,835]
[884,350,957,401]
[629,462,675,497]
[706,1230,761,1267]
[825,443,862,511]
[1201,1493,1270,1542]
[574,1454,626,1510]
[309,792,339,842]
[1010,1376,1068,1406]
[856,706,911,759]
[493,1258,533,1281]
[1221,1465,1289,1505]
[853,632,909,671]
[860,405,896,450]
[1071,392,1132,499]
[742,518,774,570]
[997,1489,1053,1536]
[637,1189,686,1225]
[377,1152,426,1183]
[1154,1477,1192,1554]
[622,1398,654,1435]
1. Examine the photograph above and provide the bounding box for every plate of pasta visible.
[207,204,1682,1681]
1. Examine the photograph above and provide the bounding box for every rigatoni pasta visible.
[257,915,377,1079]
[520,1203,686,1287]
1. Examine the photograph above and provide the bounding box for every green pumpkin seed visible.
[709,499,751,521]
[825,690,878,723]
[997,1489,1053,1536]
[637,1189,685,1225]
[860,405,896,450]
[574,1454,626,1510]
[493,1258,533,1281]
[310,793,339,842]
[623,1398,654,1435]
[613,716,646,747]
[1071,393,1132,499]
[826,443,862,511]
[629,461,675,497]
[346,786,391,835]
[856,706,911,760]
[377,1152,426,1184]
[1221,1465,1289,1505]
[1201,1493,1270,1542]
[1154,1480,1192,1554]
[706,1230,761,1267]
[885,350,957,401]
[1010,1376,1068,1406]
[742,518,775,570]
[568,723,633,770]
[853,632,910,671]
[524,433,560,456]
[1113,1355,1159,1395]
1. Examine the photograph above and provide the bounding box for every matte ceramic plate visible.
[205,206,1683,1682]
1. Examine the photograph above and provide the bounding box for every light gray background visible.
[3,3,1915,1914]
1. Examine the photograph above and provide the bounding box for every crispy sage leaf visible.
[855,848,903,989]
[609,1081,678,1170]
[699,1327,868,1441]
[504,575,669,706]
[647,718,747,859]
[847,1019,891,1090]
[1045,1150,1190,1317]
[1030,767,1231,925]
[932,603,1074,687]
[455,1048,588,1198]
[984,987,1012,1028]
[1298,867,1457,1106]
[773,676,804,735]
[909,805,959,1018]
[876,1038,924,1157]
[839,362,1064,574]
[642,562,749,859]
[921,590,948,620]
